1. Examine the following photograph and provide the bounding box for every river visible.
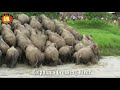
[0,56,120,78]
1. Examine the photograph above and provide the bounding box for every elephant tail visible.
[32,55,38,68]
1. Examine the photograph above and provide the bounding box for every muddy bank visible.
[0,56,120,78]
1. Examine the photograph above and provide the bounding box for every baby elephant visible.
[45,43,62,66]
[6,46,19,68]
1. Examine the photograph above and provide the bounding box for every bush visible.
[84,12,115,21]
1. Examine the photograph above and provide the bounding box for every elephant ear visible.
[91,44,99,55]
[57,27,63,35]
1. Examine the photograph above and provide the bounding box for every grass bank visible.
[67,20,120,56]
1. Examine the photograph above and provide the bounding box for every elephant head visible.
[90,44,99,56]
[56,27,63,35]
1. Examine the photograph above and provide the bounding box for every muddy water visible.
[0,56,120,78]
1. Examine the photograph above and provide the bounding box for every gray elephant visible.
[65,25,81,40]
[74,41,85,52]
[29,29,46,52]
[15,30,33,52]
[56,27,75,46]
[39,14,56,32]
[82,35,95,46]
[30,16,42,30]
[14,23,30,38]
[1,26,16,46]
[6,46,19,68]
[54,19,81,40]
[45,43,62,66]
[45,30,66,49]
[24,23,38,34]
[16,47,24,63]
[74,44,99,65]
[15,13,30,24]
[25,44,44,68]
[59,45,74,63]
[0,36,10,55]
[2,24,11,30]
[12,19,21,26]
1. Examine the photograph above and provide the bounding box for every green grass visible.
[67,20,120,56]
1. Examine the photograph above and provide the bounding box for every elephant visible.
[30,16,42,30]
[65,25,81,40]
[0,36,10,55]
[29,29,46,52]
[15,30,33,52]
[1,26,16,46]
[36,30,48,41]
[56,27,75,46]
[14,23,30,38]
[39,14,56,32]
[54,19,81,40]
[12,19,21,26]
[16,47,23,63]
[45,30,66,49]
[74,44,99,65]
[45,43,62,66]
[85,35,97,45]
[24,23,38,34]
[6,46,19,68]
[15,13,30,24]
[74,41,85,52]
[59,45,74,63]
[25,44,44,68]
[1,24,11,30]
[82,35,96,46]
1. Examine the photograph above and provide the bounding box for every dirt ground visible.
[0,56,120,78]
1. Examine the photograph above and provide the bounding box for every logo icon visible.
[1,14,14,25]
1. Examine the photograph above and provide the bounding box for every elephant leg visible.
[91,58,98,64]
[37,61,43,67]
[68,54,72,63]
[64,56,67,64]
[50,60,57,66]
[60,55,64,63]
[24,58,29,65]
[7,60,11,68]
[57,58,63,65]
[11,58,18,68]
[76,59,80,65]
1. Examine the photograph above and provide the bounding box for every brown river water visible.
[0,56,120,78]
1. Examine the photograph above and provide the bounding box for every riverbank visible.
[67,20,120,56]
[0,56,120,78]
